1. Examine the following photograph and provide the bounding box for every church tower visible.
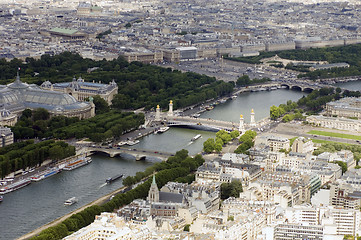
[148,175,159,203]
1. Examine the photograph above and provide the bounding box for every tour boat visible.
[0,179,31,194]
[31,167,61,182]
[64,197,78,206]
[62,156,92,171]
[191,134,202,141]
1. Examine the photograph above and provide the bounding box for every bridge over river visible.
[166,116,242,132]
[84,146,174,161]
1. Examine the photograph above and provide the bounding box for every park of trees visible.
[0,52,234,111]
[0,140,75,178]
[236,75,271,87]
[269,87,357,121]
[11,108,144,143]
[226,43,361,80]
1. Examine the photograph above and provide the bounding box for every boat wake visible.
[99,183,107,189]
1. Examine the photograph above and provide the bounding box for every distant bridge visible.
[279,82,321,92]
[276,80,343,92]
[166,116,242,132]
[85,146,174,161]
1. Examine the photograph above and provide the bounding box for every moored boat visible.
[117,141,127,146]
[62,156,92,171]
[31,167,61,182]
[155,126,169,134]
[126,140,140,146]
[0,195,3,202]
[0,179,31,194]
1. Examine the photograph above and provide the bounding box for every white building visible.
[291,137,314,154]
[307,115,361,132]
[255,135,290,152]
[278,205,361,238]
[64,212,152,240]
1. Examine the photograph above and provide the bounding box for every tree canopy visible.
[0,52,234,111]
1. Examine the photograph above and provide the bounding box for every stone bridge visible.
[85,147,174,161]
[166,116,243,132]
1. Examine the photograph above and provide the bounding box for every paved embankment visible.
[17,185,127,240]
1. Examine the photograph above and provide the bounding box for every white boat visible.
[117,141,127,146]
[126,140,140,146]
[155,126,169,134]
[64,197,78,206]
[191,134,202,141]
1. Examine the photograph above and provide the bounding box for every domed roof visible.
[0,108,12,118]
[0,89,20,105]
[23,89,78,106]
[41,81,53,88]
[7,72,29,90]
[0,72,93,116]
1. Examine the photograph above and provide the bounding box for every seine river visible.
[0,85,347,240]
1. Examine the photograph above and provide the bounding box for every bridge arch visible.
[291,85,302,91]
[166,122,221,132]
[87,149,111,156]
[303,87,314,93]
[280,84,290,89]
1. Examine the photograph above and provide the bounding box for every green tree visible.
[49,145,64,160]
[32,108,50,121]
[92,95,109,114]
[221,180,243,199]
[184,224,190,232]
[203,138,215,153]
[230,130,240,139]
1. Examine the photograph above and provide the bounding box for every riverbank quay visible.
[17,183,128,240]
[0,153,85,194]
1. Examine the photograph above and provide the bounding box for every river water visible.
[0,85,344,240]
[334,81,361,91]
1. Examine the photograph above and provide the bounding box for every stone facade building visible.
[41,77,118,105]
[0,73,95,126]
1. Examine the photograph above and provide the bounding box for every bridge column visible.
[239,114,245,133]
[109,152,115,157]
[168,100,173,117]
[250,109,256,127]
[155,105,161,121]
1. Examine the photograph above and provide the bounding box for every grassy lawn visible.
[311,139,353,146]
[308,130,361,141]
